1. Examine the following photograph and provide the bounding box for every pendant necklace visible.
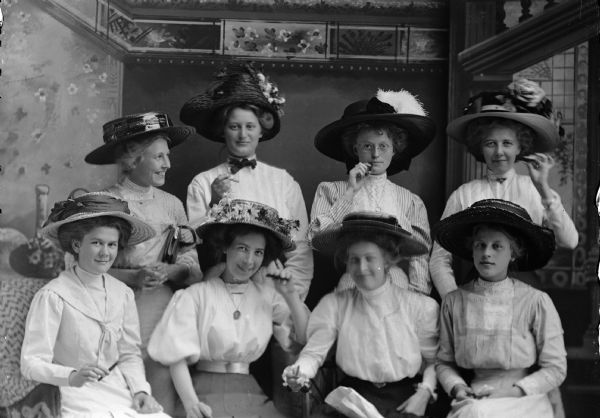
[224,281,249,320]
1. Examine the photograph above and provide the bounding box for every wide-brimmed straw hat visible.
[432,199,555,271]
[40,192,156,247]
[446,79,560,162]
[180,62,285,142]
[196,199,298,252]
[85,111,192,165]
[311,212,428,256]
[314,89,436,175]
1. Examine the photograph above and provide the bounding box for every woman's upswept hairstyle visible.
[332,230,407,272]
[465,118,535,160]
[57,216,132,257]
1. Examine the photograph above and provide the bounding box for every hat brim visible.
[196,220,295,253]
[41,211,156,247]
[311,218,428,257]
[180,95,281,143]
[314,114,436,175]
[432,206,555,271]
[446,112,559,162]
[84,126,192,165]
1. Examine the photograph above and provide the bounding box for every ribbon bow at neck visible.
[228,158,257,174]
[488,173,507,183]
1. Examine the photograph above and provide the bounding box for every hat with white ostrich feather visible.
[314,89,436,174]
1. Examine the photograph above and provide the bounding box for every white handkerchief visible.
[325,386,384,418]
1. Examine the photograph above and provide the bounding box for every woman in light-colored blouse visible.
[85,112,202,413]
[21,192,168,417]
[430,80,578,298]
[148,199,309,418]
[433,199,566,418]
[310,90,436,295]
[284,212,439,417]
[182,63,313,299]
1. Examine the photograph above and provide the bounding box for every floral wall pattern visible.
[0,0,121,237]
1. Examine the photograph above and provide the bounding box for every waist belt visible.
[195,360,250,375]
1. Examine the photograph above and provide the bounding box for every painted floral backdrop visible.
[0,0,120,237]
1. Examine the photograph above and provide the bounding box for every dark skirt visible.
[173,371,286,418]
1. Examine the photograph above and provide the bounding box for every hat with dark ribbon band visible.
[446,79,560,162]
[314,89,436,175]
[310,211,428,257]
[432,199,555,271]
[196,198,298,252]
[40,192,156,246]
[180,62,284,142]
[85,111,192,165]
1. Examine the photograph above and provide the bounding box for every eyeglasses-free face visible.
[353,130,396,175]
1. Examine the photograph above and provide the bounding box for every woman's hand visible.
[68,364,109,387]
[184,400,213,418]
[348,162,372,193]
[282,365,310,392]
[210,173,237,205]
[132,392,164,414]
[523,153,554,197]
[268,260,297,298]
[396,387,430,416]
[451,383,476,401]
[137,263,168,289]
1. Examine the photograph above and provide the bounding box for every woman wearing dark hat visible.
[430,79,578,298]
[284,212,439,418]
[310,90,436,295]
[85,111,202,413]
[182,63,313,299]
[147,199,309,418]
[21,192,170,417]
[433,199,566,418]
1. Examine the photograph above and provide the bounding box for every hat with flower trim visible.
[314,89,436,174]
[446,79,561,162]
[180,62,285,142]
[85,111,192,165]
[196,198,299,252]
[40,192,156,247]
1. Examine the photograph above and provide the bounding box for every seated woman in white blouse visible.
[283,212,439,418]
[430,79,578,298]
[148,199,309,418]
[310,90,436,295]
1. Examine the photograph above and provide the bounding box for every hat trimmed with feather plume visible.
[314,89,436,174]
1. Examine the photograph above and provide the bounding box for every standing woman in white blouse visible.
[430,79,578,298]
[310,90,436,295]
[84,112,202,414]
[283,212,439,417]
[182,63,313,300]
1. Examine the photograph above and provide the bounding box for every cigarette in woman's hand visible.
[98,362,118,381]
[267,273,289,282]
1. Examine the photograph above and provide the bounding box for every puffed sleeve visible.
[294,293,339,379]
[21,289,75,387]
[282,178,314,300]
[430,189,462,298]
[271,291,310,352]
[436,293,468,395]
[116,288,151,395]
[147,288,201,366]
[309,182,353,239]
[406,195,432,295]
[416,295,439,362]
[515,292,567,395]
[171,195,202,282]
[186,174,212,228]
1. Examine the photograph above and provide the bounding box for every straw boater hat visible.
[180,62,285,142]
[446,79,560,162]
[196,199,298,252]
[40,192,156,247]
[314,89,436,175]
[311,212,428,257]
[432,199,555,271]
[85,111,192,165]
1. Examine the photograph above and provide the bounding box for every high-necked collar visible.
[486,167,516,183]
[120,176,154,200]
[365,172,387,185]
[227,154,257,161]
[357,277,391,300]
[473,276,514,296]
[73,264,103,285]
